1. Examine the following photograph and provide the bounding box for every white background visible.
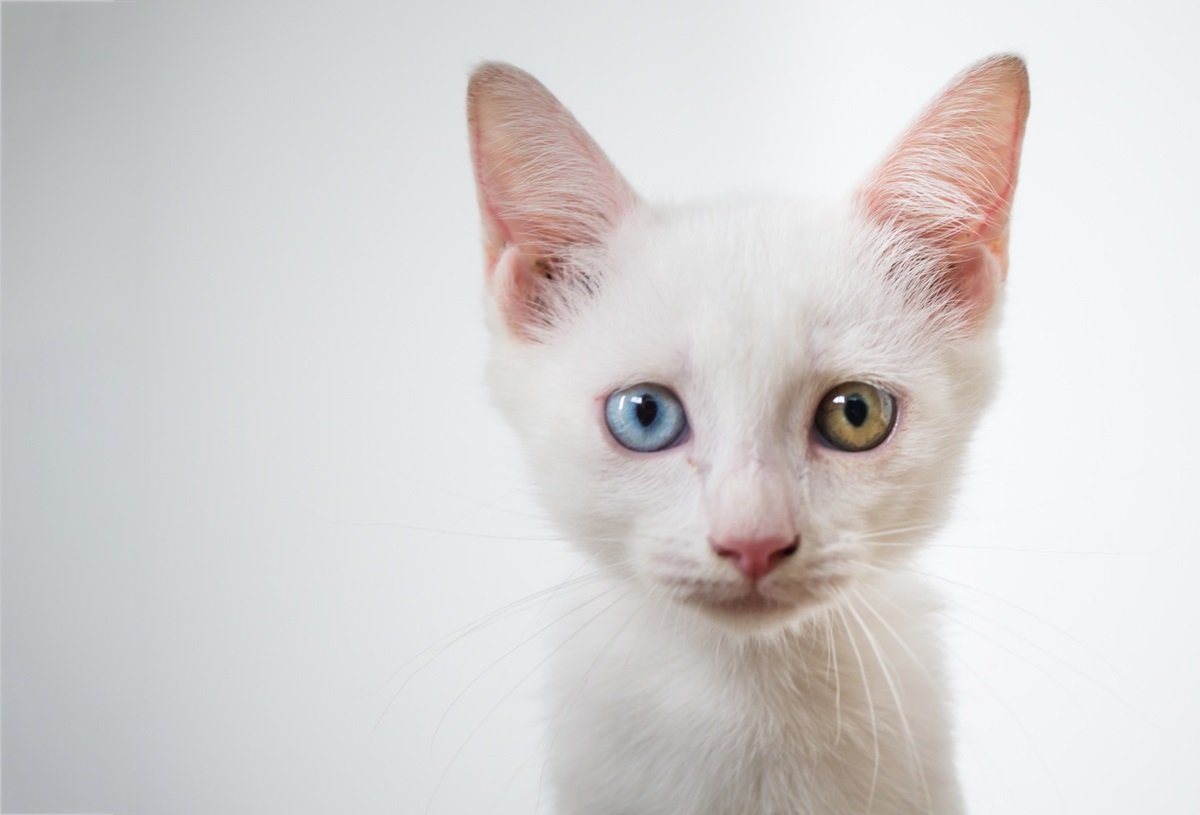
[3,1,1198,813]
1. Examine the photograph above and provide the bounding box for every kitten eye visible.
[814,382,896,452]
[605,383,688,452]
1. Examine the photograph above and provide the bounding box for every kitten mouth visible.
[673,577,843,626]
[705,593,791,615]
[658,568,844,624]
[687,588,798,619]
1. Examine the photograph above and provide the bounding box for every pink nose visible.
[710,535,800,580]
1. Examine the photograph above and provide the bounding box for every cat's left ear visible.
[857,55,1030,326]
[468,63,641,339]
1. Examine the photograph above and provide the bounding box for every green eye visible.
[814,382,896,452]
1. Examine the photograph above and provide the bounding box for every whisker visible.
[913,566,1137,679]
[865,536,1179,556]
[514,552,603,643]
[425,578,637,815]
[454,485,544,523]
[428,578,631,752]
[534,581,650,813]
[834,597,881,812]
[393,474,538,508]
[849,588,931,811]
[855,521,945,541]
[888,563,1146,719]
[825,608,843,746]
[328,518,566,542]
[370,569,609,734]
[940,636,1070,815]
[851,582,935,686]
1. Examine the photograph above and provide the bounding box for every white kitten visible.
[467,56,1029,815]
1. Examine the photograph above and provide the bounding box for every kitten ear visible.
[857,55,1030,325]
[468,63,640,338]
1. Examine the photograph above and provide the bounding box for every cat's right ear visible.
[468,63,640,339]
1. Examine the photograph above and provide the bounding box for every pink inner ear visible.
[468,63,638,268]
[861,55,1030,251]
[858,55,1030,323]
[466,63,640,339]
[489,245,541,336]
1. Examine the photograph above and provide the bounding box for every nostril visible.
[710,535,800,580]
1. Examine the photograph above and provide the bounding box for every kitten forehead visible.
[563,199,947,399]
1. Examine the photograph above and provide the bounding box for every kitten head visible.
[468,57,1029,634]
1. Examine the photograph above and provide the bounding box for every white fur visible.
[469,57,1028,815]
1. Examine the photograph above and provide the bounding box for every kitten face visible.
[487,204,995,632]
[470,58,1028,634]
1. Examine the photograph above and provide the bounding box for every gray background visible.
[4,1,1199,813]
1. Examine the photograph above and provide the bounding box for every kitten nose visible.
[710,535,800,580]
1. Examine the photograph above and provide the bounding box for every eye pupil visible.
[634,395,658,427]
[843,395,868,427]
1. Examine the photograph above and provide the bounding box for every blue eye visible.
[604,383,688,452]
